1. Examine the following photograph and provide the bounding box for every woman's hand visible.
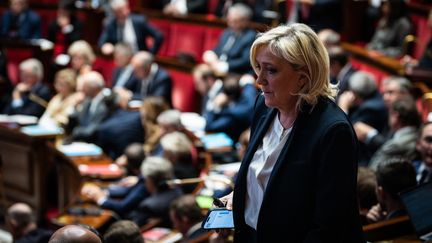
[216,191,233,210]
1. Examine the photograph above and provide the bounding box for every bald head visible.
[7,203,34,229]
[49,225,102,243]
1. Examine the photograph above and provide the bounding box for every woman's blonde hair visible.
[55,68,77,91]
[68,40,96,65]
[250,23,338,110]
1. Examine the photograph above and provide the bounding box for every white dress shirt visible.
[245,115,292,229]
[123,17,138,53]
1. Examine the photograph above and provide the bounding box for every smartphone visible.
[202,209,234,230]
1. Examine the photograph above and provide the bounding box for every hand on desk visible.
[366,204,387,223]
[81,184,107,202]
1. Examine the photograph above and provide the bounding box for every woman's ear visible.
[297,72,308,89]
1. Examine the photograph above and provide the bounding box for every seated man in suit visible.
[328,46,357,94]
[354,76,414,156]
[202,3,256,75]
[66,71,115,143]
[366,161,417,223]
[128,156,183,227]
[338,71,388,165]
[369,98,421,170]
[82,143,149,218]
[0,0,41,39]
[169,195,207,242]
[3,58,51,118]
[162,0,207,16]
[7,203,52,243]
[192,63,223,115]
[98,0,163,55]
[128,51,172,106]
[203,74,256,142]
[112,43,138,92]
[414,122,432,184]
[103,220,144,243]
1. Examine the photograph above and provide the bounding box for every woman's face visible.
[71,54,86,71]
[255,45,303,112]
[55,77,72,96]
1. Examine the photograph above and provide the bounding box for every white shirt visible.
[169,0,187,15]
[114,65,134,88]
[123,17,138,53]
[245,115,292,229]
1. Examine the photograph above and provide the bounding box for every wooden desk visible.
[52,203,114,230]
[341,42,405,76]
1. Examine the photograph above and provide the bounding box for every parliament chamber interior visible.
[0,0,432,242]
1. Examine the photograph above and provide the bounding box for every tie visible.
[420,169,430,184]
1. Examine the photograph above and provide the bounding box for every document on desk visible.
[57,142,103,157]
[0,114,38,125]
[201,133,234,149]
[21,124,64,136]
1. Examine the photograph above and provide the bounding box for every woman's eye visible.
[268,68,276,74]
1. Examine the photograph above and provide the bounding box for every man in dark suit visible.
[129,51,172,106]
[203,3,256,75]
[414,122,432,184]
[7,203,52,243]
[3,58,51,118]
[0,0,41,39]
[67,71,115,143]
[128,157,183,227]
[112,43,139,91]
[98,0,163,55]
[162,0,207,16]
[328,46,357,95]
[170,195,207,242]
[82,143,149,218]
[338,71,388,165]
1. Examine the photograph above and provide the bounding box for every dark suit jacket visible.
[162,0,207,14]
[47,15,83,49]
[233,96,364,243]
[204,83,257,142]
[98,14,163,54]
[111,66,140,92]
[213,28,256,74]
[15,228,52,243]
[0,9,41,39]
[68,92,115,142]
[5,82,51,118]
[96,110,144,159]
[348,92,388,133]
[102,176,149,218]
[133,65,172,106]
[130,188,183,227]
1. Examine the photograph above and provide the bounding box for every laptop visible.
[400,182,432,241]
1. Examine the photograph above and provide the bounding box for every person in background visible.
[99,0,163,55]
[367,0,413,58]
[192,63,223,114]
[47,2,83,57]
[170,195,207,242]
[357,167,378,225]
[81,143,149,218]
[366,160,417,223]
[3,58,51,118]
[129,51,172,106]
[128,156,183,227]
[6,203,52,243]
[368,98,421,170]
[48,225,102,243]
[202,3,256,75]
[104,220,144,243]
[203,74,256,142]
[66,71,115,143]
[217,23,363,242]
[162,0,207,17]
[354,76,414,158]
[0,0,41,39]
[328,46,357,93]
[67,40,96,77]
[317,28,341,49]
[39,68,81,128]
[111,43,138,93]
[414,122,432,184]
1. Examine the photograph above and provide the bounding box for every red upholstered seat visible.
[169,69,197,112]
[166,23,206,62]
[93,57,115,87]
[5,49,34,85]
[410,14,432,60]
[203,27,223,53]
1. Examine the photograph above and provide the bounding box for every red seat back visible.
[169,69,197,112]
[167,23,206,62]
